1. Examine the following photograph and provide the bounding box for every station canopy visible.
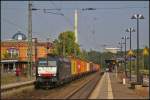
[105,47,120,54]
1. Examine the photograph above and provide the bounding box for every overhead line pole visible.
[122,36,129,77]
[27,0,32,79]
[119,41,123,68]
[126,28,135,81]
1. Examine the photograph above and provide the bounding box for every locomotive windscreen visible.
[38,58,57,76]
[48,61,57,67]
[39,60,47,66]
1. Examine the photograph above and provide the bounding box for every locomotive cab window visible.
[48,61,57,67]
[38,60,47,66]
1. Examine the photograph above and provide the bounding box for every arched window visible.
[7,47,19,58]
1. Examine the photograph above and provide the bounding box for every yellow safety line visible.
[107,73,114,99]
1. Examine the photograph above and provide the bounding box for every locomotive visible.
[34,54,100,89]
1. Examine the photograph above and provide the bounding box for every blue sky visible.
[1,1,149,52]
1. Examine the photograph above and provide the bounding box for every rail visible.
[64,72,104,99]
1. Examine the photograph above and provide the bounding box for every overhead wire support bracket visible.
[43,8,64,16]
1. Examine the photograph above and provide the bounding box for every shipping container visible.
[71,58,75,75]
[81,60,84,73]
[86,62,90,72]
[83,61,87,73]
[89,62,93,72]
[76,59,82,74]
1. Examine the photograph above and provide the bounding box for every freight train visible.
[34,54,100,89]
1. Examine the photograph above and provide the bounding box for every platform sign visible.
[127,50,134,56]
[143,47,149,56]
[126,57,136,61]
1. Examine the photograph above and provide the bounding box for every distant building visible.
[105,47,120,54]
[1,31,54,74]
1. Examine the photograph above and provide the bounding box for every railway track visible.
[2,72,103,99]
[65,72,104,99]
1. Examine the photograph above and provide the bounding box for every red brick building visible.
[1,31,53,75]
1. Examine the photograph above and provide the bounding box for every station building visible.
[1,31,54,75]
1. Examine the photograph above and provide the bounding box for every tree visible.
[53,31,81,57]
[2,50,19,59]
[2,51,9,59]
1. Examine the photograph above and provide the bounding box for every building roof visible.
[12,31,27,40]
[1,40,53,48]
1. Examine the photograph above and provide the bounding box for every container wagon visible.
[34,55,100,89]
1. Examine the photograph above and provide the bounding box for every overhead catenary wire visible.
[31,5,147,11]
[2,17,49,39]
[2,17,28,32]
[53,6,148,10]
[50,1,74,28]
[25,2,148,6]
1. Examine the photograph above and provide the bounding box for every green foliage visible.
[78,49,114,70]
[2,51,18,59]
[3,51,9,58]
[53,31,81,57]
[117,46,149,73]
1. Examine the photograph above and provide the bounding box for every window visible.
[7,48,19,58]
[38,60,47,66]
[48,61,57,67]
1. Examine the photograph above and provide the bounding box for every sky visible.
[1,1,149,52]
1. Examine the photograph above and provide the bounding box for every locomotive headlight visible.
[38,74,41,76]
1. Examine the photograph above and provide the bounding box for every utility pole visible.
[32,38,37,79]
[126,28,135,81]
[34,38,37,79]
[125,36,127,77]
[122,36,129,77]
[27,0,32,79]
[119,41,123,69]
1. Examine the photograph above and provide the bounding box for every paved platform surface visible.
[1,80,35,90]
[89,72,149,99]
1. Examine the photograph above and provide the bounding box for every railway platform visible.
[89,72,149,99]
[1,78,35,94]
[1,80,35,90]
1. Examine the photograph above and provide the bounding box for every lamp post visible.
[131,14,144,83]
[118,41,125,69]
[122,36,129,77]
[126,28,135,81]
